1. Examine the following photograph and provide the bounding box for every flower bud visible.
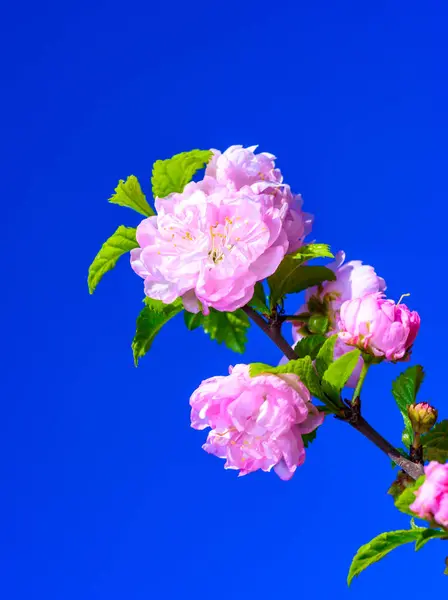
[308,314,329,335]
[408,402,438,434]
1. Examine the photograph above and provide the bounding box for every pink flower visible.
[410,462,448,528]
[291,252,386,386]
[205,144,282,190]
[206,145,313,253]
[338,293,420,361]
[190,364,324,480]
[130,177,289,313]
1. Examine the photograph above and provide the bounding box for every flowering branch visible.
[242,306,424,481]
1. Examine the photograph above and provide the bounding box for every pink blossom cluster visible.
[131,145,312,314]
[190,364,323,480]
[410,461,448,528]
[291,251,420,376]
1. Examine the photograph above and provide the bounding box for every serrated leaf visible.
[88,225,138,294]
[347,530,423,586]
[415,528,447,551]
[151,149,212,198]
[293,334,326,359]
[290,243,334,261]
[184,308,249,353]
[132,298,183,365]
[248,282,269,314]
[268,263,336,309]
[315,334,338,377]
[422,420,448,463]
[392,365,425,446]
[394,476,425,516]
[108,176,154,217]
[322,349,361,393]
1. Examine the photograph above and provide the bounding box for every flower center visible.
[208,217,240,264]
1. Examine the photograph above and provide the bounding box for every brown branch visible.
[243,306,424,481]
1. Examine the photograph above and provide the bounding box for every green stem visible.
[353,361,370,403]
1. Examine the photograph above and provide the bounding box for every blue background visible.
[2,1,447,597]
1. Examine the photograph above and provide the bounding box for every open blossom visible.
[131,146,312,313]
[291,251,386,386]
[410,461,448,528]
[190,364,324,480]
[206,145,312,253]
[338,293,420,361]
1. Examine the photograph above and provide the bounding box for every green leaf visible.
[392,365,425,448]
[314,334,338,376]
[184,308,249,354]
[347,530,423,586]
[293,334,326,360]
[151,149,213,198]
[132,298,183,365]
[248,282,269,315]
[268,263,336,309]
[108,175,155,217]
[322,349,361,393]
[249,356,324,401]
[183,311,203,331]
[302,429,318,448]
[290,243,334,261]
[414,528,447,551]
[394,476,425,516]
[88,225,138,294]
[422,420,448,463]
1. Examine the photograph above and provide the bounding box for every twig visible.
[242,306,424,481]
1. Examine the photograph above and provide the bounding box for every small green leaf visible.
[132,298,183,365]
[392,365,425,447]
[249,356,323,401]
[415,528,447,551]
[347,530,423,586]
[394,476,425,516]
[88,225,138,294]
[184,308,249,353]
[314,334,338,376]
[268,263,336,309]
[108,175,154,217]
[290,243,334,261]
[293,334,326,359]
[422,420,448,463]
[248,282,269,315]
[151,149,213,198]
[302,429,318,448]
[322,349,361,393]
[183,311,203,331]
[249,362,274,377]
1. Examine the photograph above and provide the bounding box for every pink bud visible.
[338,293,420,361]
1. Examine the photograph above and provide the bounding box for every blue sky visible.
[2,1,447,597]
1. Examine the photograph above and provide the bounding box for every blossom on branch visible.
[291,251,386,386]
[190,364,323,480]
[131,145,312,313]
